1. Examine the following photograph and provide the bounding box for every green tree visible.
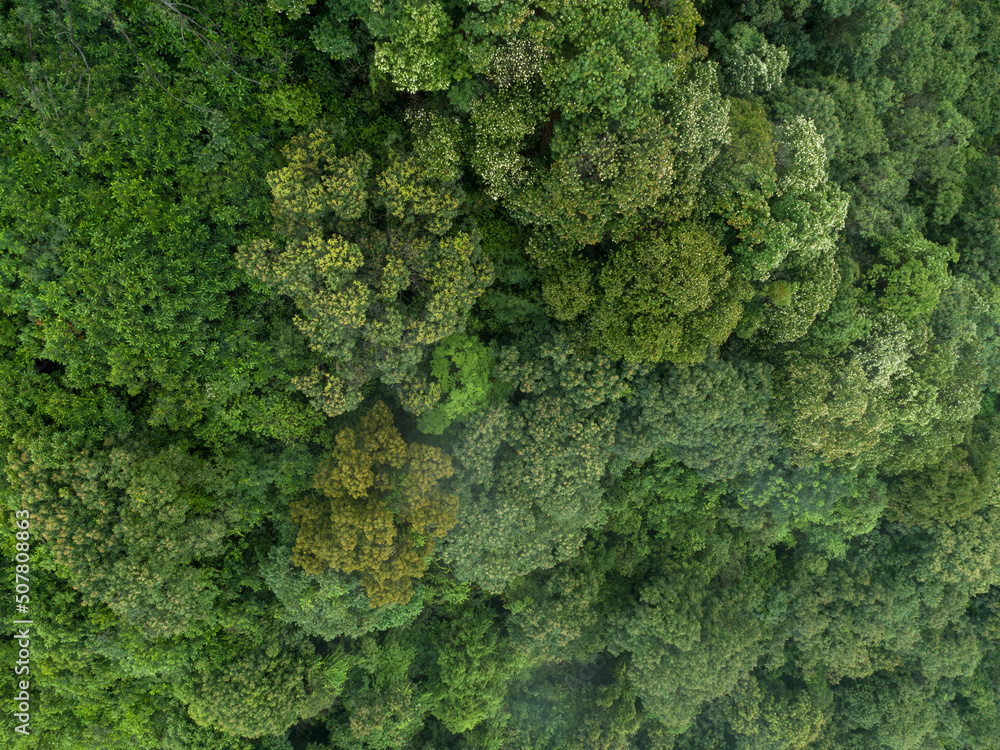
[609,531,779,735]
[415,332,498,435]
[326,632,428,750]
[617,354,778,482]
[782,508,1000,684]
[590,222,752,365]
[723,674,831,749]
[886,402,999,526]
[177,624,339,738]
[441,329,636,592]
[862,230,958,322]
[7,432,275,639]
[262,537,425,641]
[423,601,521,733]
[712,23,790,99]
[725,454,888,557]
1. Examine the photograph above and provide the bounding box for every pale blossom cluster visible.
[373,0,452,92]
[715,23,790,97]
[471,95,534,198]
[488,39,546,90]
[775,116,829,194]
[674,62,731,159]
[854,316,916,389]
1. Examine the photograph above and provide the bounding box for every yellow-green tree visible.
[237,126,493,418]
[290,401,458,607]
[590,222,752,364]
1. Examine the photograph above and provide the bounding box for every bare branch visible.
[58,0,91,100]
[149,0,269,88]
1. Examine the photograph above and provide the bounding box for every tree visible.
[7,432,278,640]
[371,0,467,92]
[502,659,642,750]
[0,0,296,426]
[471,0,678,242]
[886,403,999,527]
[440,329,636,592]
[821,666,964,749]
[723,674,831,749]
[616,354,778,482]
[503,548,613,669]
[262,537,425,641]
[326,632,428,750]
[706,98,781,281]
[782,507,1000,684]
[774,353,888,467]
[657,60,732,223]
[712,23,790,99]
[861,230,958,322]
[237,125,493,418]
[462,0,701,317]
[609,530,779,735]
[590,222,752,365]
[415,332,498,435]
[6,0,1000,744]
[177,624,340,738]
[712,108,848,344]
[725,453,888,558]
[423,601,521,733]
[290,400,459,606]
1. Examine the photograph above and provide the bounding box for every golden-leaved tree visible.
[290,401,458,607]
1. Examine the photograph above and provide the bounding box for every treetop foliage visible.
[2,0,1000,745]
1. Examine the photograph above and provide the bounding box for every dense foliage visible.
[2,0,999,747]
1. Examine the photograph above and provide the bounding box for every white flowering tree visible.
[712,23,790,99]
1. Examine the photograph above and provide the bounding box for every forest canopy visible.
[2,0,1000,747]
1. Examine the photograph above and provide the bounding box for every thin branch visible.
[59,0,92,100]
[150,0,269,88]
[116,20,213,115]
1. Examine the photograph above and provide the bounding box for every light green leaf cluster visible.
[416,332,495,435]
